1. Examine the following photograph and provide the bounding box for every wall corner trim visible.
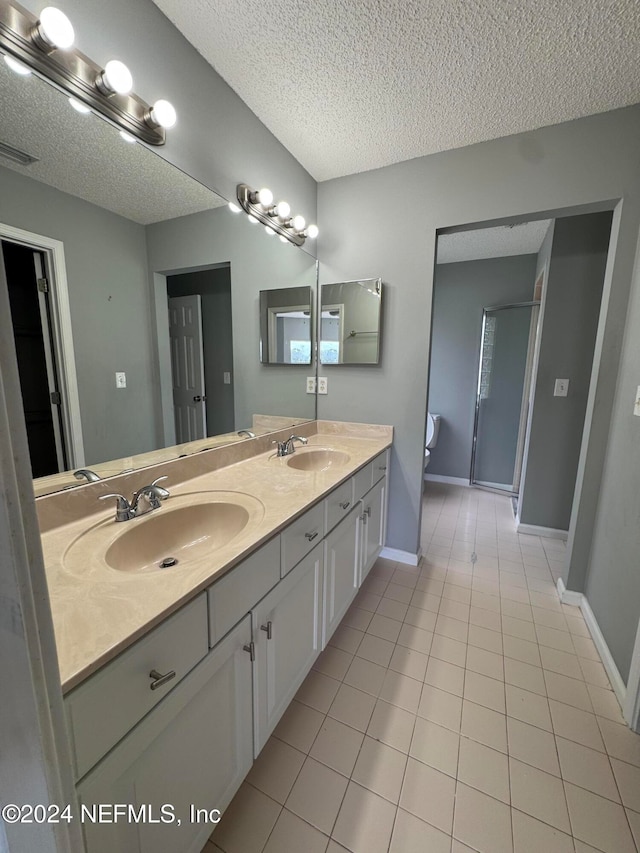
[380,546,422,567]
[424,474,470,486]
[516,522,568,540]
[556,577,583,607]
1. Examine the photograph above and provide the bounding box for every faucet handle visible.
[150,476,168,487]
[99,493,133,522]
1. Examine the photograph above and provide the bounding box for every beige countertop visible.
[39,423,392,693]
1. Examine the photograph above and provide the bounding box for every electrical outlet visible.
[223,372,231,384]
[634,385,640,417]
[318,376,328,395]
[554,378,569,397]
[115,371,126,389]
[306,376,316,394]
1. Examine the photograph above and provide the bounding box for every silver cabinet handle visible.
[339,500,351,510]
[365,506,372,517]
[360,513,367,523]
[149,668,176,691]
[305,531,319,541]
[243,642,255,662]
[261,621,273,640]
[378,466,387,471]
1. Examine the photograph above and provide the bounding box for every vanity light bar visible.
[0,1,176,146]
[236,184,318,247]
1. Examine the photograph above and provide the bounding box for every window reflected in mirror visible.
[259,286,313,365]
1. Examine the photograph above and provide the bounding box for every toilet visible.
[424,412,441,469]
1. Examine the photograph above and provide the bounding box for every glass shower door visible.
[471,302,538,494]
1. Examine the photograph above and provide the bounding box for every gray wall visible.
[167,268,235,436]
[519,212,612,531]
[317,105,640,682]
[428,255,537,479]
[0,166,156,465]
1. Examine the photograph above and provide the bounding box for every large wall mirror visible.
[0,61,317,497]
[319,278,383,364]
[259,286,313,364]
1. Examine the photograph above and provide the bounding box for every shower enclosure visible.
[470,302,540,495]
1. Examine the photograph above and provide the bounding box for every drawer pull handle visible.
[243,642,255,662]
[378,466,387,471]
[361,513,367,523]
[339,500,351,510]
[261,621,273,640]
[305,531,319,542]
[365,506,372,517]
[149,669,176,691]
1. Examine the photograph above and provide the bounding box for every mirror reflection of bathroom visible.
[426,209,613,530]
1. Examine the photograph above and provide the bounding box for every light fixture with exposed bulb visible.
[275,201,291,219]
[257,187,273,207]
[145,99,177,129]
[292,215,306,232]
[33,6,75,51]
[4,55,32,75]
[306,224,319,239]
[96,60,133,96]
[235,184,321,247]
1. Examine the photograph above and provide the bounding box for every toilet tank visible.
[426,413,441,449]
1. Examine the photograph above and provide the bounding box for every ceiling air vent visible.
[0,141,39,166]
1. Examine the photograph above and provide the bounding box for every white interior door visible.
[169,295,206,442]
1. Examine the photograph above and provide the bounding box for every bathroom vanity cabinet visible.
[69,448,389,853]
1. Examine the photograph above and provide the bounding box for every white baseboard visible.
[424,474,470,486]
[555,580,627,713]
[516,522,568,540]
[380,546,422,567]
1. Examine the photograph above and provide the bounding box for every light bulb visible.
[97,60,133,95]
[119,130,136,144]
[247,214,258,224]
[69,97,90,114]
[4,55,32,76]
[276,201,291,219]
[292,215,306,232]
[228,202,241,213]
[148,99,177,129]
[279,235,288,244]
[37,7,75,50]
[265,226,275,236]
[306,224,319,239]
[257,187,273,207]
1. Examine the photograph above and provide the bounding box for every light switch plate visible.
[318,376,328,395]
[223,372,231,384]
[554,378,569,397]
[634,385,640,417]
[306,376,316,394]
[115,372,126,389]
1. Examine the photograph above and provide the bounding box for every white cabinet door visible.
[361,478,386,583]
[323,505,360,647]
[253,543,323,755]
[78,616,253,853]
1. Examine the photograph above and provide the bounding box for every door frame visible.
[0,222,85,469]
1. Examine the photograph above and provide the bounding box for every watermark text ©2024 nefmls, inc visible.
[1,803,222,827]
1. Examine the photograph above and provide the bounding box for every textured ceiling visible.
[0,62,224,224]
[152,0,640,181]
[437,219,552,264]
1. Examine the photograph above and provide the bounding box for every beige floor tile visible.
[309,716,365,777]
[564,781,636,853]
[397,621,434,653]
[285,757,348,835]
[418,684,463,732]
[471,590,501,613]
[390,808,452,853]
[529,590,562,611]
[313,646,353,680]
[579,657,610,688]
[430,633,467,667]
[333,783,396,853]
[466,645,504,681]
[273,700,325,752]
[505,683,552,730]
[354,591,382,612]
[504,657,547,695]
[587,685,624,723]
[469,606,502,632]
[626,807,640,849]
[511,808,575,853]
[467,623,503,654]
[507,717,560,775]
[463,670,505,713]
[503,634,541,666]
[540,645,584,680]
[327,683,376,734]
[342,605,373,632]
[502,614,537,642]
[409,716,460,777]
[400,757,456,834]
[565,614,591,637]
[246,737,305,804]
[352,736,407,803]
[262,809,329,853]
[343,656,387,696]
[544,670,592,711]
[556,736,620,801]
[376,596,409,621]
[461,699,507,753]
[439,598,471,622]
[384,582,414,604]
[509,757,570,832]
[500,584,530,604]
[571,635,600,661]
[435,613,469,642]
[501,599,533,622]
[443,582,472,604]
[356,633,395,668]
[410,589,442,613]
[367,699,416,753]
[212,783,281,853]
[425,656,465,697]
[392,568,420,588]
[295,670,341,713]
[532,607,567,631]
[549,700,605,752]
[388,645,428,681]
[329,624,365,655]
[379,669,422,713]
[366,613,402,643]
[458,738,510,803]
[363,577,390,597]
[453,782,512,853]
[611,758,640,812]
[598,717,640,767]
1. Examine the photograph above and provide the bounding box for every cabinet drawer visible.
[281,501,324,577]
[208,536,281,647]
[324,478,354,535]
[65,594,208,781]
[371,450,389,486]
[354,461,374,502]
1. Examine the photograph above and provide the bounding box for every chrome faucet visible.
[74,468,100,483]
[272,435,308,457]
[99,476,170,522]
[237,429,256,438]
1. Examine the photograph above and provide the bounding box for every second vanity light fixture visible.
[0,1,177,145]
[235,184,319,247]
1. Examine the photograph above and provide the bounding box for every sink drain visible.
[159,556,178,569]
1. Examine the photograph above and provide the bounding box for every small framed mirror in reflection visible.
[259,286,313,364]
[319,278,383,365]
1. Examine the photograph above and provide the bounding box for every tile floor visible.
[203,483,640,853]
